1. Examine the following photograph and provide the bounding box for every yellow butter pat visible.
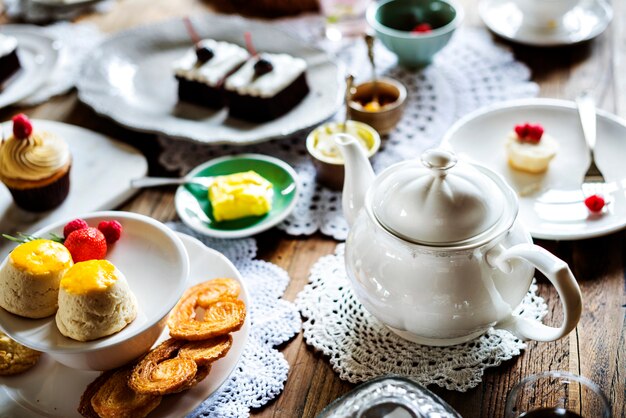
[209,171,273,222]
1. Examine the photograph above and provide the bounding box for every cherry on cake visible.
[0,34,20,88]
[506,122,558,174]
[224,53,309,122]
[173,39,248,109]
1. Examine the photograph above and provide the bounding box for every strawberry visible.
[584,194,605,213]
[411,23,433,33]
[98,220,123,244]
[12,114,33,140]
[64,227,107,262]
[63,218,89,239]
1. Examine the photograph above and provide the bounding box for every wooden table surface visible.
[1,0,625,417]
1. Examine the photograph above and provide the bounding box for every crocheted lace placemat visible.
[159,14,538,240]
[295,244,548,392]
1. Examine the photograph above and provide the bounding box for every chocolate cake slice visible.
[173,39,248,109]
[0,34,21,89]
[224,53,309,123]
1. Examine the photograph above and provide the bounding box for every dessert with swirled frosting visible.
[224,52,309,122]
[0,34,20,88]
[0,114,71,211]
[173,39,248,109]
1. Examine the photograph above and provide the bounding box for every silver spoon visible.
[131,176,214,189]
[364,34,380,109]
[343,74,354,132]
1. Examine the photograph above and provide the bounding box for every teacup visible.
[515,0,579,28]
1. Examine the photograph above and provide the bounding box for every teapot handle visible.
[491,244,582,342]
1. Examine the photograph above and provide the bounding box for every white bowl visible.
[0,211,190,370]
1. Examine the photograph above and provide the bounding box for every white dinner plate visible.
[0,27,60,109]
[0,232,250,418]
[0,120,148,260]
[443,98,626,241]
[479,0,613,46]
[77,14,342,145]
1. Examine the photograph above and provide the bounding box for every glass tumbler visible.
[319,0,372,41]
[504,371,611,418]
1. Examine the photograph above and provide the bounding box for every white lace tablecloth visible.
[159,14,539,240]
[295,244,548,392]
[166,223,301,417]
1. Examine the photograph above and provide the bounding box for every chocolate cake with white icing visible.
[0,34,21,88]
[224,53,309,122]
[173,39,248,108]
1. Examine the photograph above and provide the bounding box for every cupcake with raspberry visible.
[506,122,558,174]
[0,114,71,211]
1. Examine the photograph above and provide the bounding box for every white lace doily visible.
[166,223,301,417]
[16,23,104,106]
[295,244,548,392]
[159,14,539,240]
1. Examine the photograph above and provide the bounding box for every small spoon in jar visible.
[343,74,354,132]
[364,34,380,111]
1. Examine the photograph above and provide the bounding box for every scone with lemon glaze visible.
[0,114,71,212]
[0,239,73,318]
[56,260,137,342]
[506,123,558,174]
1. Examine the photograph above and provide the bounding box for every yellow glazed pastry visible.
[208,171,273,222]
[56,260,138,341]
[0,239,72,318]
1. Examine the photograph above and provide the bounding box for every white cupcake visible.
[55,260,137,342]
[506,123,558,174]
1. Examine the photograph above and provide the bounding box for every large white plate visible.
[443,98,626,241]
[0,27,60,109]
[479,0,612,46]
[0,232,250,417]
[0,120,148,260]
[77,14,342,145]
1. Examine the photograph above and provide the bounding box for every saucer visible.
[175,154,299,239]
[479,0,613,46]
[443,98,626,241]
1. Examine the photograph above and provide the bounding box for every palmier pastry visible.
[179,334,233,366]
[0,331,41,375]
[129,339,198,395]
[168,278,246,341]
[79,367,161,418]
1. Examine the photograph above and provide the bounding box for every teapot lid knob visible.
[421,149,457,176]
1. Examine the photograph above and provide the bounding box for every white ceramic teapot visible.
[336,134,582,346]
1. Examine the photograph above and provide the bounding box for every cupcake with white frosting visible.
[0,114,71,212]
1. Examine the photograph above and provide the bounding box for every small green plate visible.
[175,154,299,238]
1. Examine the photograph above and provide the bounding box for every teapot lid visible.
[370,149,517,246]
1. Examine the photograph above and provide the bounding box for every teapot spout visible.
[335,134,375,226]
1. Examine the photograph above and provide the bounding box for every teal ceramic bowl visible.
[175,154,299,238]
[367,0,463,68]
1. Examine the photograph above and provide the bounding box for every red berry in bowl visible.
[98,220,123,244]
[64,227,107,262]
[12,114,33,140]
[411,23,433,33]
[584,194,605,213]
[63,218,89,239]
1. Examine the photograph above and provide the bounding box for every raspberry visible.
[63,218,89,239]
[584,194,605,213]
[411,23,433,33]
[64,227,107,262]
[98,220,123,244]
[515,123,543,143]
[12,114,33,140]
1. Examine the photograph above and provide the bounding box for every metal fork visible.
[131,176,214,189]
[576,90,606,184]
